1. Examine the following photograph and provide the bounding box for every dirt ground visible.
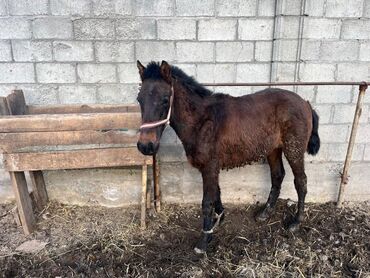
[0,200,369,278]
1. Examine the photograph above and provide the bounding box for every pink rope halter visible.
[139,84,174,130]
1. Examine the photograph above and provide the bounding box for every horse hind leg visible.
[256,148,285,222]
[283,143,307,232]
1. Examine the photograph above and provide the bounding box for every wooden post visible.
[29,171,48,211]
[337,82,368,207]
[9,171,35,235]
[141,163,147,229]
[153,154,161,212]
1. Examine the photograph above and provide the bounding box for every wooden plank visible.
[153,154,161,212]
[27,104,140,114]
[7,90,27,115]
[0,112,141,133]
[9,171,35,235]
[0,130,139,152]
[29,171,48,211]
[0,97,10,115]
[141,163,147,229]
[3,147,153,171]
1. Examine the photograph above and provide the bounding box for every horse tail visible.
[307,104,320,155]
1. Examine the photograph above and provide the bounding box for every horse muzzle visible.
[137,140,160,155]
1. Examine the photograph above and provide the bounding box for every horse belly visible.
[218,134,279,170]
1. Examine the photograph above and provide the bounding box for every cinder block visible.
[309,143,364,162]
[214,86,252,97]
[33,18,73,39]
[239,19,274,40]
[54,41,93,62]
[12,41,52,62]
[359,42,370,61]
[236,63,270,82]
[255,41,272,61]
[92,0,131,16]
[216,0,257,16]
[0,41,11,61]
[78,64,116,83]
[58,85,97,104]
[176,42,214,62]
[356,125,370,143]
[275,40,298,61]
[258,0,275,16]
[304,0,325,16]
[74,19,115,40]
[37,63,75,84]
[365,1,370,17]
[96,42,134,62]
[301,40,321,61]
[333,105,369,123]
[97,84,139,103]
[116,19,156,40]
[320,41,359,61]
[325,0,363,18]
[337,63,370,81]
[216,42,253,62]
[9,0,48,15]
[281,0,301,15]
[319,124,349,143]
[199,19,237,41]
[280,17,300,39]
[176,0,214,16]
[364,144,370,161]
[299,63,336,81]
[118,64,141,83]
[20,84,59,105]
[172,64,197,77]
[50,0,91,16]
[296,86,315,102]
[158,19,196,40]
[136,42,175,63]
[135,0,173,16]
[274,62,295,81]
[0,63,35,83]
[303,18,341,39]
[196,64,235,83]
[316,86,352,104]
[0,18,31,39]
[0,0,7,15]
[311,105,332,124]
[342,20,370,39]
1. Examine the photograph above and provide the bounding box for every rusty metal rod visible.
[337,82,368,208]
[202,81,369,87]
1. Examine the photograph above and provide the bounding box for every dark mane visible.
[142,62,213,98]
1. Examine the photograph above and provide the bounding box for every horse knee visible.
[272,169,285,184]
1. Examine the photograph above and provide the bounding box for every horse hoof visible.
[194,247,206,254]
[288,222,300,233]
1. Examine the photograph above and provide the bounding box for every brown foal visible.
[136,61,320,254]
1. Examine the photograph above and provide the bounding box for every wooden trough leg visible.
[153,154,161,212]
[146,173,152,209]
[337,82,368,208]
[141,163,147,229]
[29,171,48,211]
[9,171,35,235]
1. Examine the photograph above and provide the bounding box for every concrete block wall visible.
[0,0,369,205]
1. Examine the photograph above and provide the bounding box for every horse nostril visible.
[148,142,154,153]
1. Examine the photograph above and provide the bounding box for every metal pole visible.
[336,82,368,208]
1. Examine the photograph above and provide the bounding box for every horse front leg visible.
[194,166,222,254]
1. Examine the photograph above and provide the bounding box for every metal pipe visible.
[336,82,368,208]
[202,81,369,87]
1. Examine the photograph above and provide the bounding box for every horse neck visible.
[169,83,206,144]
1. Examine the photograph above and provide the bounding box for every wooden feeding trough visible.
[0,90,160,234]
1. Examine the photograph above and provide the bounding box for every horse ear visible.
[137,60,145,81]
[160,60,172,83]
